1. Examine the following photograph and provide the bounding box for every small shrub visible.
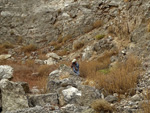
[22,44,37,53]
[38,65,51,77]
[63,35,72,42]
[91,99,115,113]
[73,42,84,50]
[95,34,105,40]
[93,20,102,28]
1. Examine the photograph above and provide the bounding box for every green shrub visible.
[95,34,105,40]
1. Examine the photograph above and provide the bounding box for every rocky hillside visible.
[0,0,150,113]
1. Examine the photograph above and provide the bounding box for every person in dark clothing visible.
[71,59,80,76]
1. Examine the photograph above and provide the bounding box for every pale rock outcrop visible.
[46,52,61,60]
[28,93,59,107]
[0,79,29,113]
[0,54,11,60]
[62,86,81,102]
[0,65,13,80]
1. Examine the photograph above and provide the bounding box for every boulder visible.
[0,54,11,60]
[61,104,93,113]
[105,95,118,103]
[62,86,81,102]
[0,65,13,80]
[46,52,61,60]
[17,82,30,93]
[28,93,59,107]
[44,57,57,65]
[0,79,29,113]
[6,104,61,113]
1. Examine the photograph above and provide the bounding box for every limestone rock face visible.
[28,93,59,107]
[0,65,13,80]
[0,79,29,113]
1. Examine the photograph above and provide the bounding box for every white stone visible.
[46,52,61,60]
[44,57,56,65]
[0,54,11,60]
[0,65,13,80]
[49,70,60,76]
[62,86,81,100]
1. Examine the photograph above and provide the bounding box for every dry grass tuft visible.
[73,42,84,50]
[50,41,57,46]
[63,35,72,43]
[38,65,53,77]
[57,49,68,56]
[93,20,102,28]
[140,90,150,113]
[91,99,115,113]
[22,44,37,53]
[25,59,35,67]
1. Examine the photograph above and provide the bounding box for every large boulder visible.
[28,93,59,107]
[46,52,61,60]
[0,79,29,113]
[0,65,13,80]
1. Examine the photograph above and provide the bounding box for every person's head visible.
[72,59,76,64]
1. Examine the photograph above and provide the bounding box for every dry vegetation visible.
[140,90,150,113]
[91,99,115,113]
[93,20,102,28]
[0,42,14,54]
[0,60,58,92]
[22,44,37,53]
[80,51,141,94]
[73,41,84,50]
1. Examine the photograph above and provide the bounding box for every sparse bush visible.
[22,44,37,53]
[95,34,105,40]
[91,99,115,113]
[73,42,84,50]
[93,20,102,28]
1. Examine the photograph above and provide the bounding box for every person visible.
[71,59,80,76]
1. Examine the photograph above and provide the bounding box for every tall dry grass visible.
[80,53,141,94]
